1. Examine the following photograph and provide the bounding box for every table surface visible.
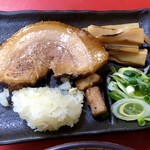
[0,0,150,150]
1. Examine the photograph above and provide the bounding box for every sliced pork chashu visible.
[0,21,108,89]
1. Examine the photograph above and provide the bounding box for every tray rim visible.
[0,8,150,145]
[0,8,149,15]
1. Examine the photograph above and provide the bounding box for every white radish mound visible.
[0,89,9,107]
[12,80,84,132]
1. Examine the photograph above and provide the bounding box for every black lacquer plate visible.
[0,9,150,145]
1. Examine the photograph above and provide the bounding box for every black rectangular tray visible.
[0,9,150,145]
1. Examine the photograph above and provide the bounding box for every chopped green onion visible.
[147,74,150,77]
[137,117,146,127]
[148,87,150,96]
[120,102,145,117]
[119,67,148,79]
[144,117,150,121]
[128,77,138,85]
[122,82,129,88]
[99,112,109,120]
[144,95,150,104]
[138,84,148,95]
[110,75,127,84]
[111,98,150,121]
[134,86,141,95]
[136,72,142,77]
[110,66,117,73]
[109,91,124,101]
[123,70,136,77]
[109,66,150,126]
[116,80,127,94]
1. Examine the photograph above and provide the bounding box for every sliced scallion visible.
[123,70,136,77]
[109,91,124,101]
[144,95,150,104]
[137,117,146,127]
[128,77,138,85]
[110,66,117,73]
[111,98,150,121]
[148,87,150,96]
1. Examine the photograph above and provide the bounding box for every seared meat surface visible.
[0,21,108,90]
[76,73,102,91]
[85,86,107,117]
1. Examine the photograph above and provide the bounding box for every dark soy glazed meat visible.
[0,21,108,90]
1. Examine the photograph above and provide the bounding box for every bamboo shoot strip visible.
[97,28,144,45]
[108,49,148,66]
[104,44,139,53]
[101,23,139,29]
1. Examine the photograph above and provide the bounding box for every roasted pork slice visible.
[0,21,108,90]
